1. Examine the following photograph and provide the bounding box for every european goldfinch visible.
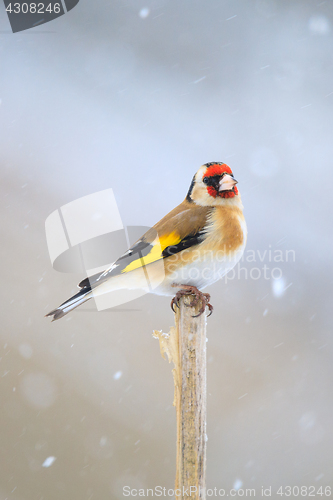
[46,162,247,321]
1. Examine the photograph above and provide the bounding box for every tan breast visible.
[162,204,246,279]
[204,205,246,254]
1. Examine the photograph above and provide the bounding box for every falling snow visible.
[272,277,292,298]
[308,15,331,35]
[113,371,122,380]
[233,479,243,490]
[42,456,56,468]
[139,7,150,18]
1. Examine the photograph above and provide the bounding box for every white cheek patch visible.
[196,167,206,183]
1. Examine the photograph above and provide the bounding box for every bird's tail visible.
[45,287,92,321]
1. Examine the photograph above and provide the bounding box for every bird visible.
[46,162,247,321]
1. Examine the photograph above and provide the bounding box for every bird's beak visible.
[219,174,238,191]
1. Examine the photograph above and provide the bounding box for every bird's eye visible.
[203,177,209,184]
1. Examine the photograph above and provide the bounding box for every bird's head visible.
[186,162,241,206]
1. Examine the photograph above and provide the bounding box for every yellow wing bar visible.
[121,231,181,274]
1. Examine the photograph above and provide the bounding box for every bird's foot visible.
[170,285,213,317]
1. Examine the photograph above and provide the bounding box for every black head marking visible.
[202,175,221,190]
[186,174,196,202]
[204,162,224,167]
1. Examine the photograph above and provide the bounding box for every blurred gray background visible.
[1,0,333,498]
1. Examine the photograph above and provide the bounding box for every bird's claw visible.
[206,302,214,317]
[171,295,180,313]
[170,286,213,317]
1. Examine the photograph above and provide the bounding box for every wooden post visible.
[153,295,207,500]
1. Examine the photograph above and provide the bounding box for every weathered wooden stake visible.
[153,295,207,500]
